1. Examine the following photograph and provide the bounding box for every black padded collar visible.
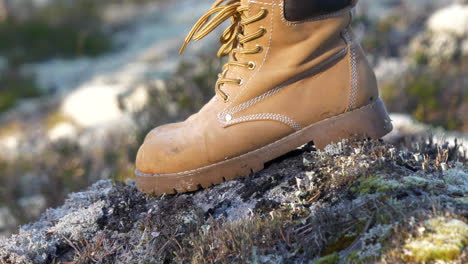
[284,0,353,22]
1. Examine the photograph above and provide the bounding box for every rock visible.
[47,123,77,142]
[0,140,466,263]
[385,114,468,158]
[0,208,16,238]
[0,135,20,153]
[118,85,150,113]
[61,81,126,128]
[18,195,47,220]
[402,217,468,262]
[410,3,468,66]
[374,58,410,85]
[428,4,468,37]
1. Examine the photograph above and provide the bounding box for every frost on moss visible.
[443,166,468,195]
[0,139,466,263]
[351,175,404,194]
[402,217,468,262]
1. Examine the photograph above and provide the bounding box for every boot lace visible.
[180,0,268,102]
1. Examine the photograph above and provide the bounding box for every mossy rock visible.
[402,217,468,262]
[0,75,42,113]
[0,20,112,64]
[350,175,403,195]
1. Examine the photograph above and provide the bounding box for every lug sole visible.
[135,98,393,195]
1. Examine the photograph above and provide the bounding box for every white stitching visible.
[217,47,348,128]
[222,113,302,130]
[227,86,282,115]
[342,28,358,111]
[223,47,347,114]
[136,99,385,178]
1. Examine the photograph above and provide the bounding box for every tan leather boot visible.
[135,0,393,194]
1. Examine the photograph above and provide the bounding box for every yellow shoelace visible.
[180,0,268,101]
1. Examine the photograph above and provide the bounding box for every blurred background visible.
[0,0,466,237]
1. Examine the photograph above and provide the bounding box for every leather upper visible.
[136,0,378,175]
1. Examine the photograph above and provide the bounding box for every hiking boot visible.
[135,0,393,194]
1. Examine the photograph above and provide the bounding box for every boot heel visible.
[309,98,393,149]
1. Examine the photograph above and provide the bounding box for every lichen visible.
[402,217,468,262]
[443,166,468,194]
[350,175,404,195]
[0,140,466,263]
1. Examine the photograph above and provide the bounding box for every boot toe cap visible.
[136,123,207,175]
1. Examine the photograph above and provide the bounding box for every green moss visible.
[346,250,360,263]
[413,51,429,66]
[407,75,440,110]
[186,214,294,263]
[380,83,397,102]
[401,176,442,190]
[344,250,377,264]
[0,20,111,64]
[323,235,357,256]
[0,75,41,113]
[351,175,403,195]
[313,253,340,264]
[402,217,468,262]
[377,18,394,33]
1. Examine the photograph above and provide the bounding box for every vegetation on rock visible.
[0,139,466,263]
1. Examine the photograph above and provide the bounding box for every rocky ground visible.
[0,0,467,262]
[0,138,466,264]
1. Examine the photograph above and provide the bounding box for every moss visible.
[402,217,468,262]
[313,253,340,264]
[0,0,113,66]
[443,167,468,194]
[0,20,111,64]
[184,214,293,263]
[344,249,380,264]
[401,175,445,191]
[0,75,42,113]
[407,75,440,111]
[323,235,357,256]
[351,175,403,195]
[402,176,430,188]
[345,250,365,264]
[413,51,429,66]
[380,83,397,103]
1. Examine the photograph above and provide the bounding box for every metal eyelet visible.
[247,61,256,70]
[256,44,263,53]
[223,94,230,103]
[238,78,244,86]
[260,26,267,34]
